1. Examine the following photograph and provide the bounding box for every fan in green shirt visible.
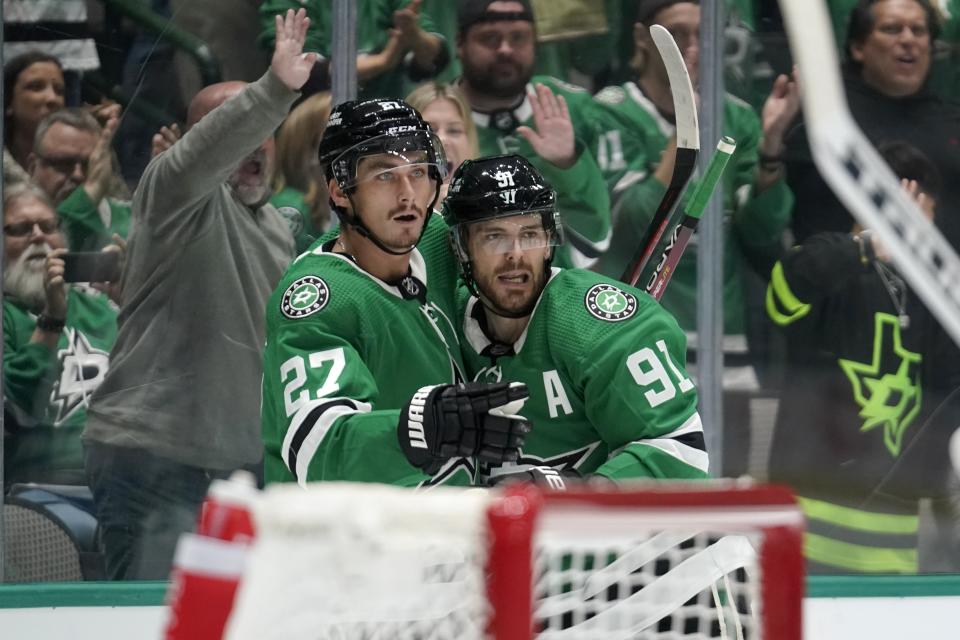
[453,0,612,270]
[258,0,451,101]
[3,185,118,486]
[29,108,131,252]
[587,0,799,335]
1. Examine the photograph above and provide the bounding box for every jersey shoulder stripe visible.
[532,74,590,95]
[594,85,626,105]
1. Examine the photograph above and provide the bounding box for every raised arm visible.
[138,10,317,221]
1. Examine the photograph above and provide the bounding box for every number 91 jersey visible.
[459,269,709,482]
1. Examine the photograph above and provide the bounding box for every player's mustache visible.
[495,264,531,276]
[389,204,424,218]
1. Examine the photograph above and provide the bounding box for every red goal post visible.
[487,483,804,639]
[224,481,804,640]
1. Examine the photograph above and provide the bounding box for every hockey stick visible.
[621,24,700,287]
[778,0,960,347]
[645,137,736,301]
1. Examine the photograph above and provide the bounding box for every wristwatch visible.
[36,313,65,333]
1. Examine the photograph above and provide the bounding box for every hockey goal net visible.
[223,482,804,640]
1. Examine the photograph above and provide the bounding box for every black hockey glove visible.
[398,382,531,475]
[487,466,581,491]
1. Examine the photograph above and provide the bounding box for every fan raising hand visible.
[271,9,319,91]
[516,83,576,170]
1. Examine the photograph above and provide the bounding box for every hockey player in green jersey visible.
[454,0,612,269]
[3,185,118,485]
[262,98,530,488]
[444,155,709,487]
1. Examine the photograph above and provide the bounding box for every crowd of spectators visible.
[3,0,960,581]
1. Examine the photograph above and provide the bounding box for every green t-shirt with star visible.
[261,213,475,487]
[4,287,118,485]
[458,268,709,482]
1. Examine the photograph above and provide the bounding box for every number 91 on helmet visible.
[442,155,564,318]
[442,154,563,258]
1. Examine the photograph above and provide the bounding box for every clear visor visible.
[351,161,439,189]
[460,211,561,256]
[336,132,447,190]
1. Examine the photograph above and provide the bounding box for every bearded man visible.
[3,184,117,486]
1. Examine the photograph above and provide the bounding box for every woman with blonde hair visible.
[273,92,334,251]
[406,82,479,201]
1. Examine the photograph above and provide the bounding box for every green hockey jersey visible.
[471,75,612,271]
[587,81,793,333]
[459,268,708,482]
[262,214,475,487]
[270,186,324,254]
[57,186,132,251]
[4,287,118,484]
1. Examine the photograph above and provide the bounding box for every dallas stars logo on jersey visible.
[281,276,330,319]
[584,284,638,322]
[51,328,110,425]
[839,313,922,457]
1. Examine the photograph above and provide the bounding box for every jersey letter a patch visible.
[281,276,330,319]
[584,284,637,322]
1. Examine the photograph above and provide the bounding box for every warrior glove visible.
[398,382,531,475]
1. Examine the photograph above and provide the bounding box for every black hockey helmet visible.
[442,154,563,315]
[318,98,447,255]
[319,98,447,189]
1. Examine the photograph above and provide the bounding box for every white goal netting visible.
[223,482,803,640]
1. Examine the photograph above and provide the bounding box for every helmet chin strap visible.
[338,182,441,257]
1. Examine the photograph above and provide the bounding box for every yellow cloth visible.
[531,0,608,41]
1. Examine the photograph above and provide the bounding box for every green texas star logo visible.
[281,276,329,319]
[584,283,637,322]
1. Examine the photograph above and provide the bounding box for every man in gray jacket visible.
[82,9,314,580]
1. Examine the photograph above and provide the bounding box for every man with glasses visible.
[261,98,530,487]
[444,155,708,488]
[2,184,117,486]
[29,107,129,251]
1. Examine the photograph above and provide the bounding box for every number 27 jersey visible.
[262,215,472,487]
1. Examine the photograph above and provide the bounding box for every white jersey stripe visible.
[281,397,373,486]
[625,412,708,473]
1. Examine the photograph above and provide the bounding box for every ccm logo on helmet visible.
[387,125,417,135]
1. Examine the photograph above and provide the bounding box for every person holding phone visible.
[2,184,118,487]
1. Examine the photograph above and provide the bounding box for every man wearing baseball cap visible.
[454,0,612,270]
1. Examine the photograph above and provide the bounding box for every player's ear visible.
[328,178,350,209]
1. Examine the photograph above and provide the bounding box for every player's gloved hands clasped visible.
[487,466,580,491]
[398,381,531,475]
